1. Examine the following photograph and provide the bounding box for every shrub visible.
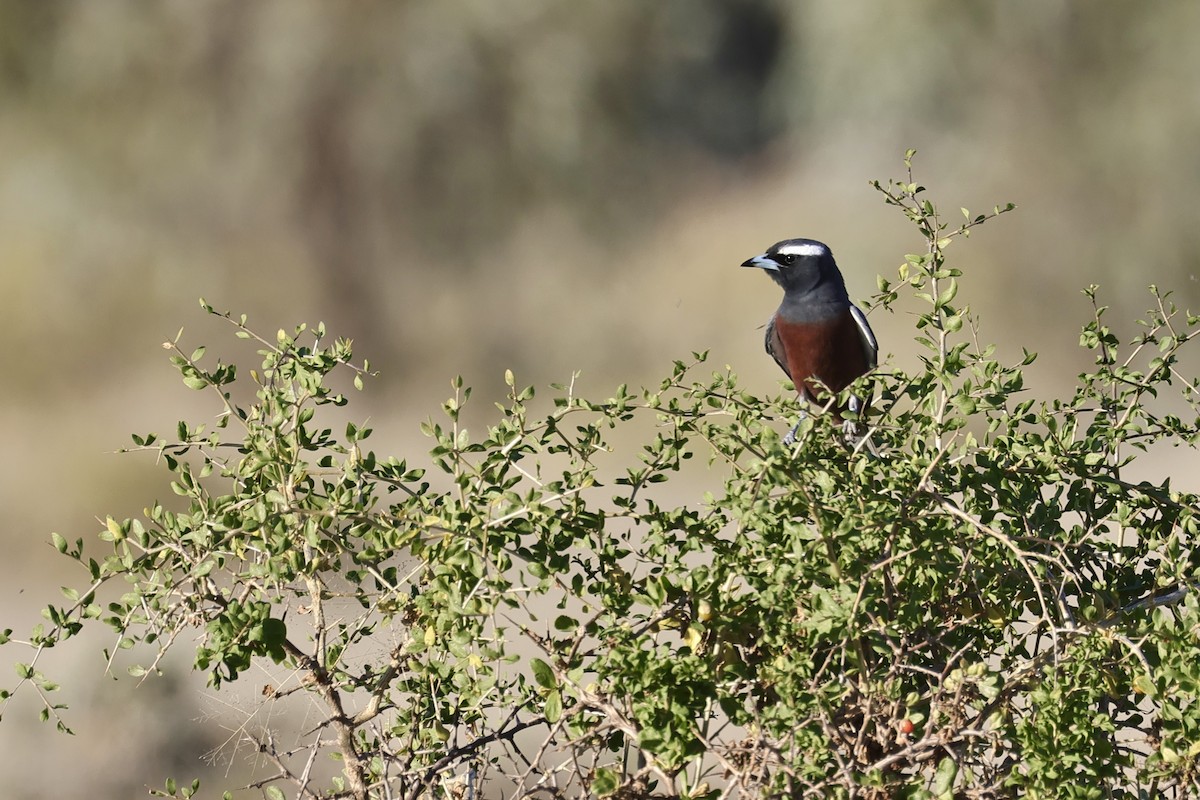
[4,153,1200,799]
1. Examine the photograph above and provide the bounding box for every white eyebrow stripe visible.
[775,242,828,257]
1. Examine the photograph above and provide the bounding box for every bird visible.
[740,238,878,444]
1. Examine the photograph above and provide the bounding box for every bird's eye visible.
[780,254,796,265]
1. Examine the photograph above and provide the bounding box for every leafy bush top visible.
[4,154,1200,800]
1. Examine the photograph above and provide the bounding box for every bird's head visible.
[740,238,848,301]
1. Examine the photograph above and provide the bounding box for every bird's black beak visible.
[741,254,777,271]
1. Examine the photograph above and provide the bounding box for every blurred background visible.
[2,1,1199,796]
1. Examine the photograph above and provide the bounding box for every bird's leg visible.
[783,407,809,445]
[840,394,880,456]
[841,394,864,439]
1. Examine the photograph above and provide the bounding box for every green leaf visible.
[934,756,958,796]
[544,689,562,723]
[937,277,958,307]
[591,767,621,798]
[105,516,125,542]
[529,658,555,689]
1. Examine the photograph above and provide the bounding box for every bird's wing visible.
[849,303,878,370]
[764,317,791,378]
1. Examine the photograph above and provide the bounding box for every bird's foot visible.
[783,410,808,445]
[783,424,799,446]
[841,419,880,456]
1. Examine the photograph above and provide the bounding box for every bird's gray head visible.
[740,238,850,304]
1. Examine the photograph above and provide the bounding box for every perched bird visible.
[740,238,878,443]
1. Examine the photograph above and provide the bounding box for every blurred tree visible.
[0,1,65,93]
